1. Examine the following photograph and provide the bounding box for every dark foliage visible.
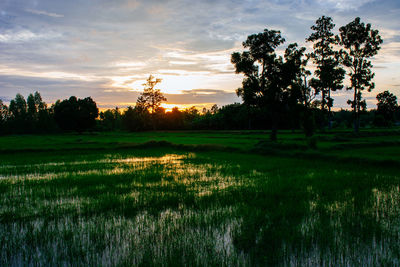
[1,92,57,134]
[307,16,345,111]
[231,29,310,140]
[339,17,383,132]
[122,106,151,131]
[54,96,99,132]
[307,16,345,129]
[99,108,122,131]
[374,90,398,126]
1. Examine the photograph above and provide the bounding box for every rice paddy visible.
[0,131,399,266]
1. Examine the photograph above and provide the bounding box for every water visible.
[0,151,399,266]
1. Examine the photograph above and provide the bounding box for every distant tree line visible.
[98,99,399,132]
[0,92,98,134]
[0,89,398,135]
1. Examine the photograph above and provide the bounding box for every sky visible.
[0,0,399,111]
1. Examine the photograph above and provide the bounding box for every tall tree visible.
[339,17,382,133]
[307,16,345,126]
[232,29,306,141]
[27,91,46,116]
[8,93,28,133]
[136,75,167,113]
[231,29,285,141]
[27,93,37,116]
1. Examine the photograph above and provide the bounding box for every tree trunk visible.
[328,89,332,129]
[353,87,359,133]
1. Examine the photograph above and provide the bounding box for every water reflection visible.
[0,152,399,265]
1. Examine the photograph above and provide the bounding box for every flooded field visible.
[0,149,399,266]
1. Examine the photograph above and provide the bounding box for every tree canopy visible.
[376,90,398,125]
[136,75,167,113]
[339,17,383,132]
[307,16,345,116]
[232,29,308,140]
[54,96,99,132]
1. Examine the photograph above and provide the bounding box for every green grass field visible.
[0,130,399,266]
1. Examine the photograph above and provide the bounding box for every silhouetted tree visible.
[136,75,167,113]
[27,94,36,117]
[54,96,98,132]
[135,75,167,130]
[232,29,284,141]
[8,93,28,133]
[375,90,398,125]
[78,97,99,130]
[26,91,47,132]
[27,91,46,116]
[307,16,345,127]
[232,29,306,141]
[339,17,382,133]
[9,93,27,119]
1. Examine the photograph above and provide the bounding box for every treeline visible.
[98,100,399,132]
[0,90,398,135]
[0,92,98,134]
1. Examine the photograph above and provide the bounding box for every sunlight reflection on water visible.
[0,153,399,265]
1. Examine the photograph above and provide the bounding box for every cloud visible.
[169,61,197,65]
[316,0,376,10]
[379,28,400,40]
[0,74,108,105]
[25,9,64,18]
[122,0,141,10]
[0,65,98,82]
[181,89,230,95]
[0,30,61,43]
[0,30,37,43]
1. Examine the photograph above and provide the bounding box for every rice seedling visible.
[0,147,399,266]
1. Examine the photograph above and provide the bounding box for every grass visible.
[0,129,399,266]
